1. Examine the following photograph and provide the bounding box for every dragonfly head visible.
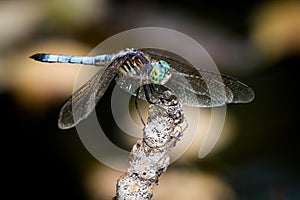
[149,60,172,84]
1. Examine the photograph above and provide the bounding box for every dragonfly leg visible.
[149,84,173,102]
[144,84,170,103]
[135,87,146,126]
[149,84,163,98]
[134,85,164,126]
[143,84,157,104]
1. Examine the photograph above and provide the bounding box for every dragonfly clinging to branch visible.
[30,48,254,129]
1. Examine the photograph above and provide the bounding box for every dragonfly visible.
[30,48,255,129]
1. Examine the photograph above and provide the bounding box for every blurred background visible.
[1,0,300,199]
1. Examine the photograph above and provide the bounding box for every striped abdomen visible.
[29,53,113,66]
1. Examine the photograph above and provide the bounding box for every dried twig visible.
[114,90,186,200]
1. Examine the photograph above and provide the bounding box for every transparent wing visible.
[58,57,127,129]
[166,69,254,107]
[116,75,143,95]
[164,71,222,107]
[141,48,254,107]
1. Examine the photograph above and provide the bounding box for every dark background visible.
[1,0,299,199]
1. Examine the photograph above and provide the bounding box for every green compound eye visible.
[149,60,170,84]
[159,60,170,69]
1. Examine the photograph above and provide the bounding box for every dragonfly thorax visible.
[118,54,149,77]
[149,60,171,85]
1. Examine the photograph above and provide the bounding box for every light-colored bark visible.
[114,90,186,200]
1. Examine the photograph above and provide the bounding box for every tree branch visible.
[114,90,186,200]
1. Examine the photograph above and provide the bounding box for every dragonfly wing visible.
[142,48,254,107]
[217,72,255,103]
[58,56,127,129]
[115,75,147,99]
[142,48,215,105]
[166,69,254,107]
[141,48,198,75]
[185,69,254,104]
[164,74,217,107]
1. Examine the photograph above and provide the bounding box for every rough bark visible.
[114,90,186,200]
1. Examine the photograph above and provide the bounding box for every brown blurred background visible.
[1,0,299,199]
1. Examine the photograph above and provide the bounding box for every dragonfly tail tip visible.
[29,53,46,62]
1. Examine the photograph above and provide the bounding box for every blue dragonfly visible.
[30,48,254,129]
